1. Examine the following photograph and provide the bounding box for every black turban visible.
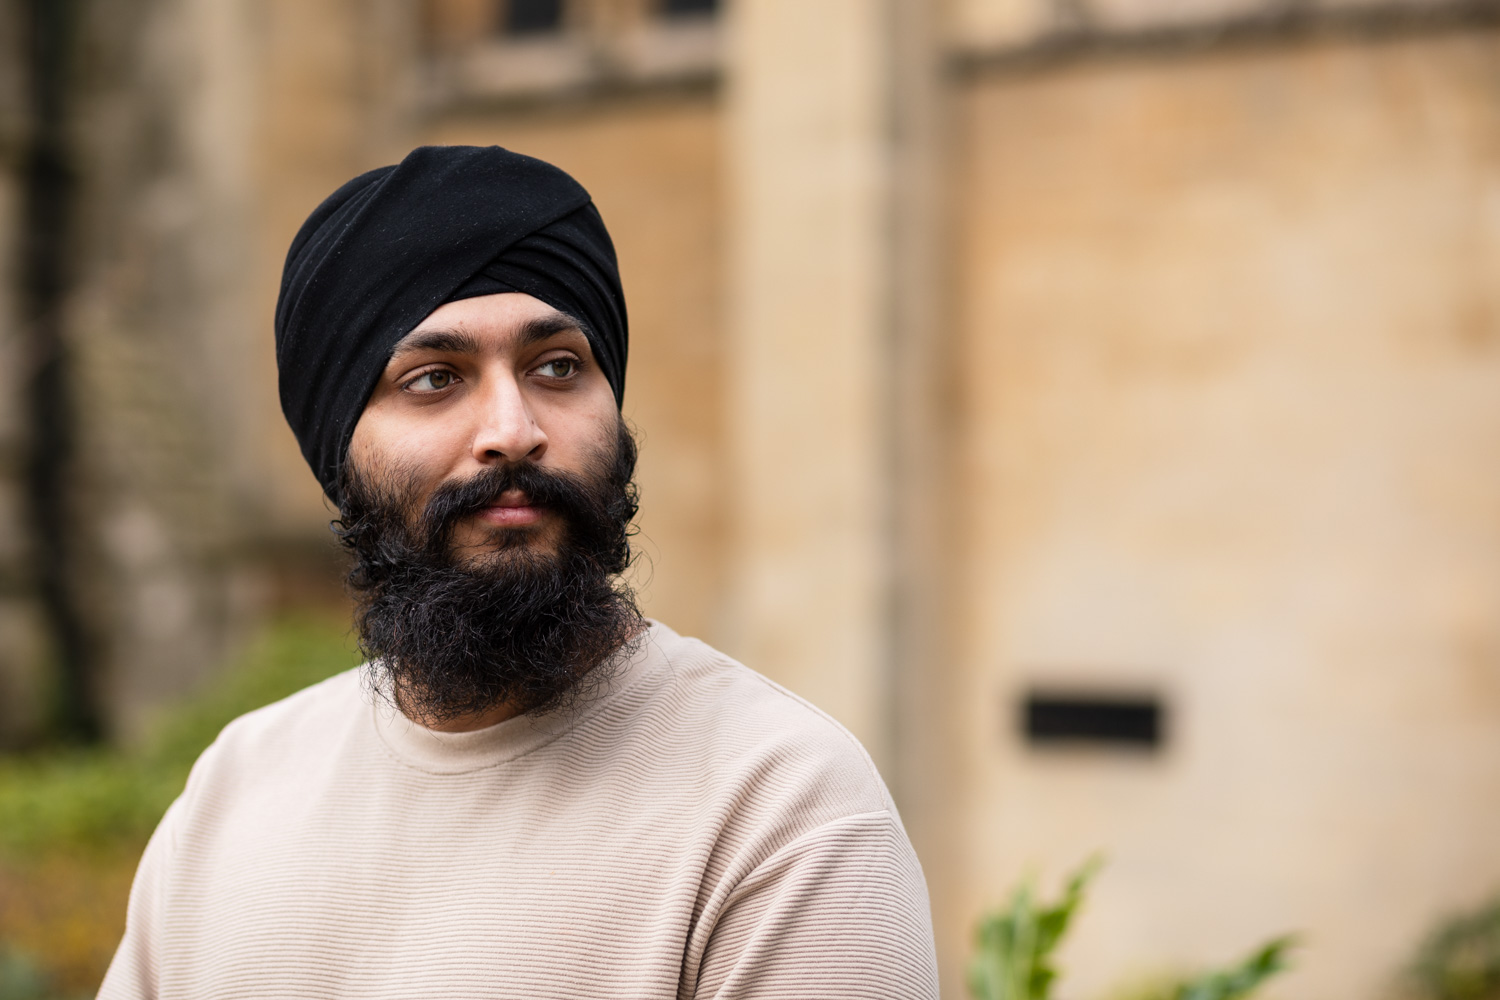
[274,145,628,500]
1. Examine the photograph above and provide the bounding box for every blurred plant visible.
[0,942,88,1000]
[968,857,1101,1000]
[0,615,359,858]
[968,859,1295,1000]
[0,946,49,1000]
[1406,895,1500,1000]
[1160,937,1297,1000]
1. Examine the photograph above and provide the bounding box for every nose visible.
[470,372,546,464]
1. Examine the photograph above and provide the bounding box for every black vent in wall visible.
[1022,692,1164,749]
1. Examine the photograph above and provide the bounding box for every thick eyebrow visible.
[388,313,584,361]
[389,329,481,358]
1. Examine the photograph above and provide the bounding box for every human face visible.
[348,292,620,561]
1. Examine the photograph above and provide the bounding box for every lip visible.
[477,490,544,527]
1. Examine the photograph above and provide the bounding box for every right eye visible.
[407,370,456,392]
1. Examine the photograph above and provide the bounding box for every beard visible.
[333,420,644,725]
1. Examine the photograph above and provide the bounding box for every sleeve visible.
[690,811,940,1000]
[96,795,185,1000]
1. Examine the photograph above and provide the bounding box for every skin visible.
[348,291,621,732]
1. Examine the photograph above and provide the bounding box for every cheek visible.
[349,410,467,495]
[536,395,618,465]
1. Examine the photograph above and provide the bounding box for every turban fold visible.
[274,145,628,500]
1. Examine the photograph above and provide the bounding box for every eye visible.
[406,370,456,392]
[535,358,577,378]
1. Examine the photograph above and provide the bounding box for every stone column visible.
[724,0,942,773]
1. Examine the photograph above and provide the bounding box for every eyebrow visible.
[389,313,584,360]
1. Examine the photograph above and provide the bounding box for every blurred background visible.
[1,0,1499,996]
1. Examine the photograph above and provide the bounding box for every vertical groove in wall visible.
[885,0,966,991]
[20,0,97,742]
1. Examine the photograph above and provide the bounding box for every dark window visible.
[661,0,719,17]
[1021,692,1164,749]
[503,0,564,35]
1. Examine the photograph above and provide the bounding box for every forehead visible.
[389,292,588,360]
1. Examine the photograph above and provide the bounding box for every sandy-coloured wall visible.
[945,30,1500,999]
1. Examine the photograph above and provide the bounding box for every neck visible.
[413,702,521,732]
[392,681,521,732]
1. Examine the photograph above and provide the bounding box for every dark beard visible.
[333,421,644,725]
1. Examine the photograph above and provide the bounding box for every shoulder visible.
[624,623,899,829]
[185,668,368,787]
[632,628,937,995]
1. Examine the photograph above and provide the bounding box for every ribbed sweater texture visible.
[99,622,939,999]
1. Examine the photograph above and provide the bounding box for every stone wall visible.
[943,27,1500,999]
[60,0,259,740]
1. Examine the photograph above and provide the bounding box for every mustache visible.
[419,461,600,552]
[361,421,640,575]
[336,418,639,577]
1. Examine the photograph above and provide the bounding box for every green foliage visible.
[0,943,88,1000]
[968,860,1295,1000]
[1408,896,1500,1000]
[0,946,50,1000]
[1167,937,1298,1000]
[968,857,1101,1000]
[0,616,359,859]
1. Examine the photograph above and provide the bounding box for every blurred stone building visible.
[3,0,1499,995]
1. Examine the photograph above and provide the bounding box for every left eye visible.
[536,359,576,378]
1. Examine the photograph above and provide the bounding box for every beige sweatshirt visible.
[100,622,939,999]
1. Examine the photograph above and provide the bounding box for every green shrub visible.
[968,858,1100,1000]
[0,946,50,1000]
[0,941,90,1000]
[0,615,359,859]
[1158,938,1296,1000]
[968,859,1295,1000]
[1408,896,1500,1000]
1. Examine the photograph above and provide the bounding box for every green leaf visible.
[967,856,1103,1000]
[1173,936,1298,1000]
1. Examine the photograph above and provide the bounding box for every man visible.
[100,145,939,999]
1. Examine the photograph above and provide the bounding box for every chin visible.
[452,527,560,569]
